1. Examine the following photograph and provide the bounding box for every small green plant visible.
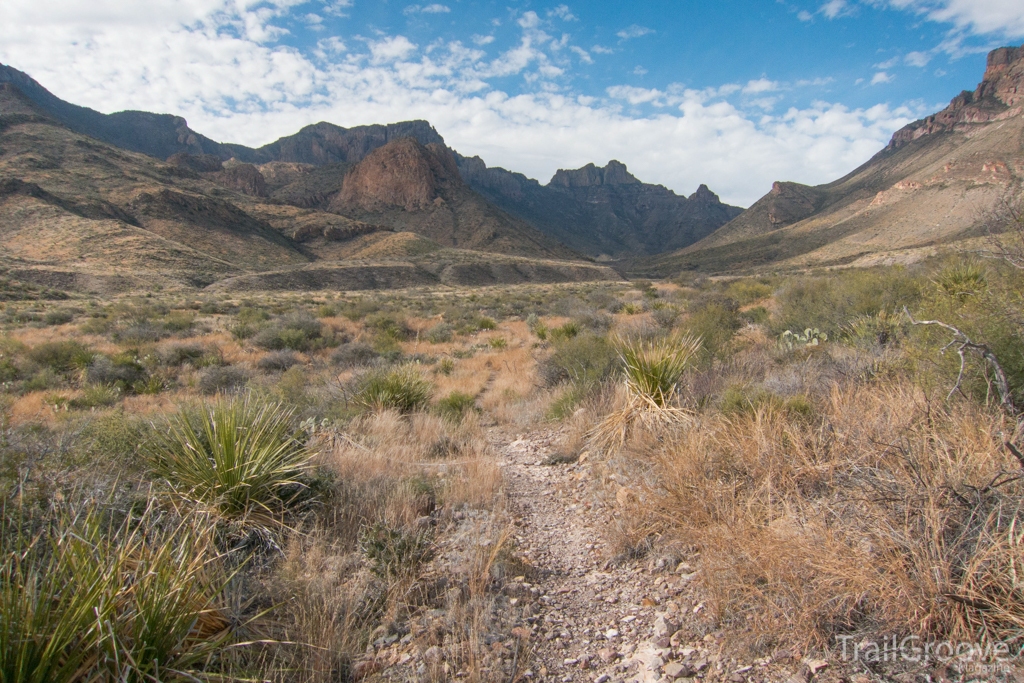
[779,328,828,350]
[435,391,478,421]
[356,366,432,412]
[476,317,497,331]
[935,260,987,300]
[359,521,433,580]
[621,302,644,315]
[43,309,74,326]
[549,321,581,341]
[28,341,93,374]
[435,357,455,376]
[425,322,454,344]
[148,395,312,519]
[488,337,507,349]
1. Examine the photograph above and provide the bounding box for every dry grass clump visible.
[639,380,1024,652]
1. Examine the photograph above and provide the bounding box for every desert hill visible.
[0,80,612,292]
[458,157,743,258]
[1,62,738,260]
[643,44,1024,276]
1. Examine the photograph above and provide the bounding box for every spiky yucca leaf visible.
[619,334,702,408]
[149,395,311,519]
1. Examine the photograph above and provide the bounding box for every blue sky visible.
[2,0,1023,205]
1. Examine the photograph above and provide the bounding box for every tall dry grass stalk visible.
[635,379,1024,652]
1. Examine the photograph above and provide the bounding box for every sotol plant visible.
[148,395,312,520]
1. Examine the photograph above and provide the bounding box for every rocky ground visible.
[369,427,1019,683]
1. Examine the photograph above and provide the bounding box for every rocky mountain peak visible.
[549,160,640,187]
[333,137,463,213]
[885,43,1023,151]
[688,184,719,203]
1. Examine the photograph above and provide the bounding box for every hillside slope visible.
[644,44,1024,275]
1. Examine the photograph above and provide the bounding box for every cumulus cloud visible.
[905,50,932,66]
[820,0,853,19]
[871,71,894,84]
[0,0,920,205]
[743,78,780,94]
[617,25,654,40]
[404,3,451,15]
[881,0,1024,38]
[549,5,577,21]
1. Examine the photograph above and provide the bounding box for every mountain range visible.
[2,44,1023,291]
[641,44,1024,276]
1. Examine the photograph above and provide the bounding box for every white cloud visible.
[881,0,1024,37]
[797,10,814,21]
[905,50,932,66]
[404,4,451,15]
[874,56,900,69]
[570,46,592,63]
[549,5,577,21]
[617,25,654,40]
[633,66,649,76]
[472,34,495,46]
[743,78,780,94]
[591,45,614,54]
[0,0,919,206]
[820,0,853,19]
[871,71,894,84]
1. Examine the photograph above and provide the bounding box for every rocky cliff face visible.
[459,157,742,257]
[333,138,461,212]
[886,45,1024,151]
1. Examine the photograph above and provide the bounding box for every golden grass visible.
[615,379,1024,652]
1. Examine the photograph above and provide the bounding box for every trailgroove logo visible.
[836,635,1022,665]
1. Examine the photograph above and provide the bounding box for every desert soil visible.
[492,429,818,683]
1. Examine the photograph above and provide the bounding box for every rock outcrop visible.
[333,138,462,213]
[886,45,1024,151]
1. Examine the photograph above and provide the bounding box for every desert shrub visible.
[424,322,454,344]
[724,279,772,305]
[774,267,923,335]
[198,366,250,395]
[236,306,271,325]
[542,333,616,387]
[43,309,73,326]
[87,353,148,393]
[252,312,330,352]
[429,358,453,378]
[359,521,433,580]
[934,260,987,299]
[720,385,813,419]
[161,311,195,333]
[340,298,380,321]
[547,384,589,421]
[365,313,412,342]
[257,351,300,372]
[148,396,312,519]
[316,304,338,318]
[356,366,432,412]
[739,306,770,325]
[161,342,219,368]
[331,342,379,368]
[116,322,170,344]
[681,302,741,362]
[488,337,507,349]
[68,384,121,409]
[435,391,478,421]
[549,321,582,342]
[651,305,679,329]
[620,302,645,315]
[28,341,93,374]
[475,317,497,331]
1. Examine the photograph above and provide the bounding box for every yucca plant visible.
[149,395,312,520]
[589,334,702,451]
[355,366,432,413]
[619,334,702,409]
[0,502,238,683]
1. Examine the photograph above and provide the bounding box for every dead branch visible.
[904,307,1017,415]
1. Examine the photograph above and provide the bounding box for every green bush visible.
[356,366,432,412]
[542,333,616,387]
[618,334,702,407]
[435,391,478,421]
[424,322,454,344]
[43,309,74,326]
[28,341,93,374]
[720,385,814,419]
[365,313,412,342]
[69,384,121,409]
[87,352,148,393]
[148,396,312,518]
[252,312,330,352]
[476,317,497,331]
[331,342,379,368]
[257,351,300,372]
[724,279,772,305]
[198,366,250,395]
[681,302,740,362]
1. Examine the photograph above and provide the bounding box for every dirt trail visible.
[493,429,755,683]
